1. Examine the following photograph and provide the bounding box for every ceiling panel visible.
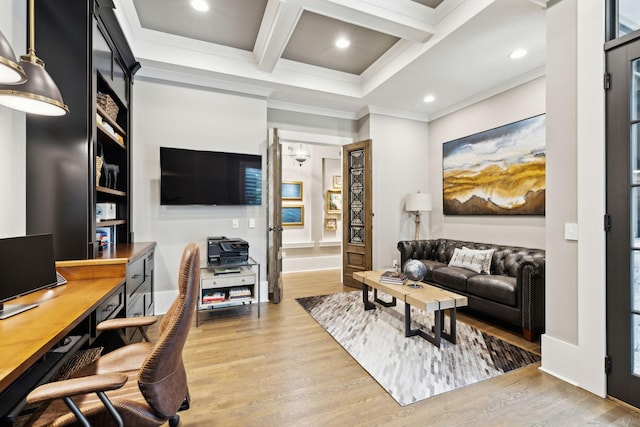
[132,0,268,51]
[120,0,547,119]
[411,0,445,8]
[281,11,400,75]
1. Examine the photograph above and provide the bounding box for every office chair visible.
[97,315,157,344]
[25,243,200,427]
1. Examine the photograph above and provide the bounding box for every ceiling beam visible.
[254,0,304,72]
[309,0,435,42]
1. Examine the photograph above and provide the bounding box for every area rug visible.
[297,291,540,406]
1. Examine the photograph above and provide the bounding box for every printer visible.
[207,236,249,265]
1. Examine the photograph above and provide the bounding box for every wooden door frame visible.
[342,139,373,288]
[267,128,283,303]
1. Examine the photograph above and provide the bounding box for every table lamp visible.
[406,192,432,240]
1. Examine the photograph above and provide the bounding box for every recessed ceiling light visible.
[335,37,350,49]
[423,95,436,103]
[509,48,527,59]
[190,0,210,12]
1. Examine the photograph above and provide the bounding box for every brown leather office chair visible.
[25,243,200,427]
[97,314,158,344]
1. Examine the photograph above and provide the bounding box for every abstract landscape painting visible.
[443,114,546,215]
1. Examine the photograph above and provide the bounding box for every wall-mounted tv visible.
[160,147,262,206]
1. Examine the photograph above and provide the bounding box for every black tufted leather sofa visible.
[397,239,545,341]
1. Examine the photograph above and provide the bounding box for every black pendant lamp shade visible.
[0,0,69,116]
[0,29,27,84]
[0,53,69,116]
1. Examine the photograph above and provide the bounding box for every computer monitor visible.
[0,233,58,319]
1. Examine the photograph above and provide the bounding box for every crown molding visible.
[428,66,546,121]
[268,100,358,120]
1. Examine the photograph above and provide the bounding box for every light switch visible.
[249,218,255,228]
[564,223,578,241]
[232,218,239,229]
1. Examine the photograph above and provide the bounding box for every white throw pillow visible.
[448,247,494,274]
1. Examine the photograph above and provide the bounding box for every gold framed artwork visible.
[326,189,342,214]
[282,204,304,226]
[324,217,337,231]
[333,175,342,189]
[443,114,545,215]
[282,181,303,201]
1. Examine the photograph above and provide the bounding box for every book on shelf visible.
[229,286,252,299]
[213,266,242,275]
[379,270,407,284]
[202,291,225,303]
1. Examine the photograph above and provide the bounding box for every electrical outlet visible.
[249,218,255,228]
[232,219,239,229]
[393,259,398,268]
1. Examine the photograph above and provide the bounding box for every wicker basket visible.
[96,156,104,184]
[97,93,119,121]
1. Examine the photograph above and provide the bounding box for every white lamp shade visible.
[406,192,432,212]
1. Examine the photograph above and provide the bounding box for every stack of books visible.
[202,291,225,303]
[229,287,252,300]
[380,270,407,285]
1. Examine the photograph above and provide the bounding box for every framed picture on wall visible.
[326,189,341,214]
[282,181,303,200]
[282,204,304,226]
[324,217,337,231]
[333,175,342,189]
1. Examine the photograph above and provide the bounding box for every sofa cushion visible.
[431,266,478,292]
[417,259,447,281]
[467,274,517,306]
[448,247,494,274]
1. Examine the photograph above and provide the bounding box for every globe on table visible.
[403,259,426,288]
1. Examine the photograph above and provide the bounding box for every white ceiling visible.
[114,0,548,121]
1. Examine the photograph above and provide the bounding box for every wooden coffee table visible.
[353,270,468,348]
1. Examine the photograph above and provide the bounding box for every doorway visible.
[275,130,352,276]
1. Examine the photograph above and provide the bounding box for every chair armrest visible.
[26,373,128,404]
[97,315,157,332]
[518,260,545,332]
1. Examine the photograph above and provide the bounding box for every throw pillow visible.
[448,247,494,274]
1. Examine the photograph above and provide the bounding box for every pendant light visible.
[0,29,27,84]
[0,0,69,116]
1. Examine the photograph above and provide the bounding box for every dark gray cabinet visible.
[26,0,139,261]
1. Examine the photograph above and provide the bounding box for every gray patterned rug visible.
[297,291,540,406]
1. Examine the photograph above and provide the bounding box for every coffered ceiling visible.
[114,0,549,120]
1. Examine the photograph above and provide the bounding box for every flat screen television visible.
[0,233,58,319]
[160,147,263,206]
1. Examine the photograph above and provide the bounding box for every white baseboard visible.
[283,255,341,272]
[539,333,579,386]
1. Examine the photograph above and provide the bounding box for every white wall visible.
[368,114,430,268]
[132,79,268,312]
[428,77,546,249]
[0,0,26,238]
[541,0,607,397]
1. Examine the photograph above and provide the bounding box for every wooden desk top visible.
[57,242,156,267]
[0,276,124,393]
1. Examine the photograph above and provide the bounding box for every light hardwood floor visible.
[174,269,640,426]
